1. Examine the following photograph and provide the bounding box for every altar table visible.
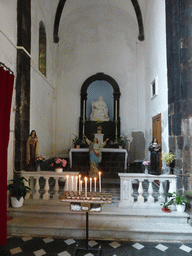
[69,148,128,170]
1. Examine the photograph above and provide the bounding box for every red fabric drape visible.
[0,66,14,246]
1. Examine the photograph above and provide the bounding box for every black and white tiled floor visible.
[1,236,192,256]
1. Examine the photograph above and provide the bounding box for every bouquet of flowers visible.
[35,155,45,162]
[143,160,150,166]
[50,158,67,168]
[162,152,175,165]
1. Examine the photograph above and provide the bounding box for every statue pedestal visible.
[94,133,104,143]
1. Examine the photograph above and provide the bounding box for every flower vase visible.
[144,165,148,174]
[55,167,63,173]
[165,165,170,174]
[36,162,41,172]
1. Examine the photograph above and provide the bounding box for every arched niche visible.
[79,73,121,141]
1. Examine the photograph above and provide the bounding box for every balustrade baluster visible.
[131,180,134,203]
[33,177,40,199]
[158,180,165,204]
[43,177,50,200]
[137,179,144,203]
[147,179,154,203]
[53,178,59,200]
[168,178,177,193]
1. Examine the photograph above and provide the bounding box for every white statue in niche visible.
[90,96,110,121]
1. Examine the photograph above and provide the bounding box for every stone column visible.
[166,1,192,195]
[15,0,31,172]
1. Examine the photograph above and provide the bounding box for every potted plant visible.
[167,192,192,213]
[116,136,130,149]
[7,176,31,208]
[161,201,172,213]
[162,152,176,174]
[72,135,82,148]
[50,158,67,173]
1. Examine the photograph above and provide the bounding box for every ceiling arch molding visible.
[53,0,144,43]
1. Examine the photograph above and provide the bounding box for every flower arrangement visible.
[143,161,150,166]
[50,158,67,168]
[35,155,45,162]
[162,152,175,165]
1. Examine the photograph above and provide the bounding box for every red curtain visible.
[0,66,14,246]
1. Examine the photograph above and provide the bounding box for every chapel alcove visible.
[79,73,121,142]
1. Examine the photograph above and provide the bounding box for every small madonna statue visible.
[90,96,110,121]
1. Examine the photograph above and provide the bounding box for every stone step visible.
[7,200,192,242]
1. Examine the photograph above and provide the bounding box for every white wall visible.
[30,0,58,158]
[0,0,17,181]
[55,3,147,157]
[144,0,168,160]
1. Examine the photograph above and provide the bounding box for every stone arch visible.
[53,0,144,43]
[79,73,121,139]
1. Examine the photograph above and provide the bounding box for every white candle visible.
[90,178,92,192]
[80,180,83,193]
[94,177,97,192]
[79,175,81,193]
[66,175,69,191]
[79,180,82,195]
[85,177,87,198]
[99,172,101,193]
[115,100,117,121]
[75,176,78,191]
[83,100,85,121]
[71,176,74,191]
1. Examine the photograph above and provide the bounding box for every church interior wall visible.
[143,0,169,161]
[29,0,59,159]
[1,0,169,170]
[0,0,17,181]
[55,3,147,159]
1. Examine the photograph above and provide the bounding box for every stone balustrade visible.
[21,171,79,200]
[118,173,177,208]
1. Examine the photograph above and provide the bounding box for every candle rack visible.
[60,191,112,256]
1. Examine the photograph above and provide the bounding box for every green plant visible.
[162,152,176,165]
[167,192,192,205]
[116,136,130,147]
[7,176,31,200]
[72,135,82,146]
[161,199,173,209]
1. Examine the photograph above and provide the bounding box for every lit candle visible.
[80,180,83,193]
[79,175,81,193]
[71,176,74,191]
[94,177,97,192]
[66,175,69,191]
[85,177,87,198]
[75,176,78,191]
[90,178,92,192]
[99,172,101,192]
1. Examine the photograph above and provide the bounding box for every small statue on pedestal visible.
[26,130,39,171]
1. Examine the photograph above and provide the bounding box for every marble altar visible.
[69,148,128,170]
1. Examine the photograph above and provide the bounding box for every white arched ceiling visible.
[57,3,138,74]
